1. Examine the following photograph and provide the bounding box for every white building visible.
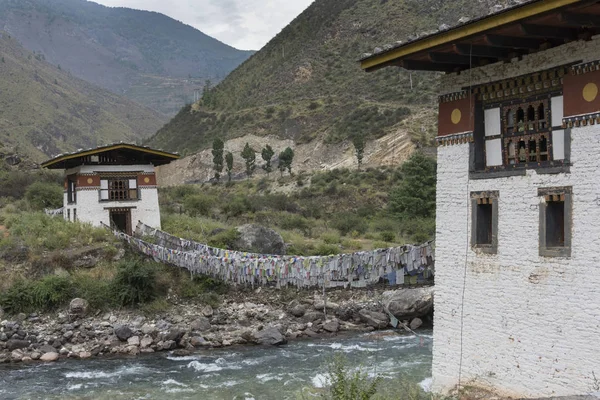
[42,143,179,234]
[361,0,600,397]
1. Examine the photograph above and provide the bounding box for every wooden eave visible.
[42,143,180,169]
[360,0,600,73]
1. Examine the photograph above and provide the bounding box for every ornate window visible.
[470,67,571,178]
[99,178,139,201]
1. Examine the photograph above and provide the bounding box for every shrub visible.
[277,214,313,236]
[379,231,396,243]
[208,228,240,249]
[183,194,214,217]
[331,213,368,236]
[389,152,437,219]
[0,280,35,314]
[72,274,115,310]
[222,196,252,217]
[321,231,341,245]
[31,275,73,310]
[312,243,340,256]
[25,181,63,210]
[400,217,436,244]
[111,257,158,306]
[324,354,381,400]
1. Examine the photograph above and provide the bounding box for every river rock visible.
[6,339,30,351]
[140,336,153,349]
[313,301,340,312]
[68,298,89,318]
[190,317,211,332]
[302,311,324,323]
[30,352,41,360]
[114,325,133,341]
[288,304,306,318]
[190,336,209,347]
[234,224,286,255]
[165,329,185,342]
[11,349,24,361]
[258,327,287,346]
[358,310,389,329]
[409,318,423,330]
[323,320,340,333]
[162,340,177,350]
[141,324,156,335]
[39,344,57,353]
[127,336,140,346]
[383,287,434,319]
[79,351,92,359]
[202,306,213,318]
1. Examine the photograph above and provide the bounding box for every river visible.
[0,330,433,400]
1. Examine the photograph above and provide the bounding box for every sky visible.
[92,0,314,50]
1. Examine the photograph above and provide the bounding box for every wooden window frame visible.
[539,187,572,258]
[99,178,140,202]
[471,191,499,255]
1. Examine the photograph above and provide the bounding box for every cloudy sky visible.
[93,0,314,50]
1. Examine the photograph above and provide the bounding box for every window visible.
[73,209,77,222]
[67,175,77,204]
[100,178,139,201]
[539,187,572,257]
[471,191,498,254]
[67,209,71,221]
[471,72,571,178]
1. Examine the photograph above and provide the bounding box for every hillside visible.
[149,0,507,161]
[0,33,165,161]
[0,0,254,115]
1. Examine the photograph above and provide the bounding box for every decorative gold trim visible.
[440,91,469,103]
[41,144,179,168]
[563,113,600,127]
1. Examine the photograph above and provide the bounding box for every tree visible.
[211,138,224,182]
[278,147,294,176]
[352,133,366,170]
[225,151,234,183]
[389,152,437,219]
[241,143,256,178]
[261,145,275,174]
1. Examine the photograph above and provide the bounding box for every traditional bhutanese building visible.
[42,143,179,235]
[361,0,600,397]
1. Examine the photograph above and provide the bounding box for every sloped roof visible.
[41,143,180,169]
[360,0,598,72]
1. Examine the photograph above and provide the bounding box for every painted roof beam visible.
[484,34,545,49]
[453,44,517,59]
[519,23,579,40]
[559,12,600,28]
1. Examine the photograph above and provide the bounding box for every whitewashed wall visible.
[63,164,162,230]
[433,37,600,397]
[433,124,600,398]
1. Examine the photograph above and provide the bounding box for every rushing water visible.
[0,330,433,400]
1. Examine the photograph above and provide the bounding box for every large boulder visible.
[234,224,286,255]
[69,298,89,318]
[252,327,287,346]
[190,317,211,332]
[358,310,389,329]
[6,339,30,351]
[383,287,434,319]
[114,325,133,341]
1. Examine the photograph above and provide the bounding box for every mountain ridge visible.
[0,32,165,162]
[0,0,254,115]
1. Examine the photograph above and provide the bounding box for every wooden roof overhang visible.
[360,0,600,73]
[42,143,180,170]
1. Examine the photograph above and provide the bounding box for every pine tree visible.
[212,138,224,182]
[225,151,234,183]
[261,144,275,174]
[352,133,366,170]
[241,143,256,178]
[278,147,295,176]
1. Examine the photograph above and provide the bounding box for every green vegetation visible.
[279,147,295,176]
[241,143,257,178]
[212,138,224,181]
[261,145,275,174]
[325,354,381,400]
[159,153,436,256]
[148,0,496,153]
[225,151,234,183]
[0,34,165,162]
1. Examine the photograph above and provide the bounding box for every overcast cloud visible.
[92,0,314,50]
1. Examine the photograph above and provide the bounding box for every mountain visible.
[0,32,165,162]
[148,0,512,181]
[0,0,254,115]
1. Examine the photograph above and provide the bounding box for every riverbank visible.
[0,285,433,364]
